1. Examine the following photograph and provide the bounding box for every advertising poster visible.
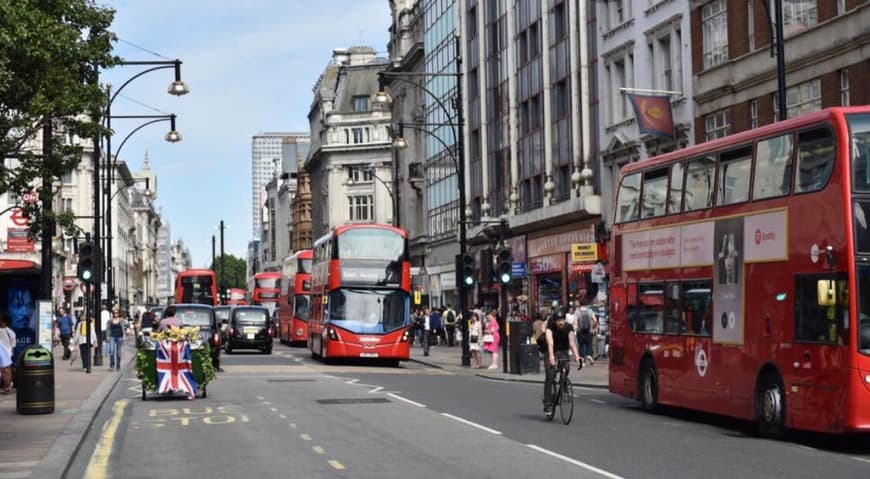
[713,217,744,344]
[38,300,54,350]
[8,283,39,359]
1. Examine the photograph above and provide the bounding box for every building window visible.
[352,128,364,144]
[781,0,817,37]
[606,0,628,29]
[611,57,627,123]
[750,99,758,129]
[63,198,72,212]
[837,0,846,15]
[528,22,540,58]
[61,170,73,185]
[786,79,821,118]
[841,69,850,106]
[702,0,728,70]
[350,167,373,183]
[705,109,730,141]
[553,2,567,41]
[659,34,672,91]
[347,194,373,222]
[353,96,369,112]
[748,0,755,51]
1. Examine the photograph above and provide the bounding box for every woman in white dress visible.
[469,313,482,368]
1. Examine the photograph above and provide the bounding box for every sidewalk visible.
[0,343,132,479]
[407,341,609,388]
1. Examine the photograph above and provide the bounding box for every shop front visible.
[526,223,599,317]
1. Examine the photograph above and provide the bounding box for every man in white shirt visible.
[565,305,577,327]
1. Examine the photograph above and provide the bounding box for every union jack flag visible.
[155,340,197,400]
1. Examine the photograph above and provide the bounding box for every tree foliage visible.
[209,254,249,290]
[0,0,118,237]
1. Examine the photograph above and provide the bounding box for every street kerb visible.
[29,353,134,479]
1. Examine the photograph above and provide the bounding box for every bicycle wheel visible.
[559,379,574,425]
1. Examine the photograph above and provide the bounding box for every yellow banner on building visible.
[571,243,598,262]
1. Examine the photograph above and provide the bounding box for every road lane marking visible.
[526,444,623,479]
[441,413,502,435]
[290,423,298,429]
[83,399,129,479]
[256,396,264,400]
[590,399,606,404]
[301,434,312,441]
[312,446,325,454]
[270,407,278,412]
[263,401,272,405]
[852,456,870,465]
[386,393,425,408]
[328,460,346,470]
[279,414,287,419]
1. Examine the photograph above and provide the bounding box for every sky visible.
[101,0,391,267]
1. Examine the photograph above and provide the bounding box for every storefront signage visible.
[7,228,35,252]
[511,263,526,278]
[529,254,564,274]
[528,229,594,258]
[0,259,36,270]
[570,243,598,262]
[38,300,53,350]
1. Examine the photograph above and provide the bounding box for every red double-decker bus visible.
[227,288,248,306]
[608,107,870,436]
[309,224,411,365]
[175,269,218,307]
[278,249,313,345]
[252,271,281,316]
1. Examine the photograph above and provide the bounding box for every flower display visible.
[150,326,201,343]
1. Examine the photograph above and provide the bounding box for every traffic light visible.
[77,241,98,283]
[496,246,513,285]
[479,248,493,287]
[461,252,476,286]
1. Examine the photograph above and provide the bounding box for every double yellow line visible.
[83,399,129,478]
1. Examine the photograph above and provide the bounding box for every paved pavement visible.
[406,340,609,388]
[0,342,133,479]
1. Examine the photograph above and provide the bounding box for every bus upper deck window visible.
[753,133,794,200]
[641,168,668,219]
[717,146,752,206]
[795,126,835,194]
[684,156,715,211]
[615,172,641,223]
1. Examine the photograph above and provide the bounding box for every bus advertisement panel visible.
[608,107,870,436]
[278,249,313,345]
[175,269,218,307]
[308,224,411,364]
[252,271,281,316]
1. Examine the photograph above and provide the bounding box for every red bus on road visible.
[252,271,282,316]
[309,224,411,365]
[175,269,218,307]
[278,249,313,345]
[608,107,870,436]
[227,288,248,306]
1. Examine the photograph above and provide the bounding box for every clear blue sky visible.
[102,0,390,267]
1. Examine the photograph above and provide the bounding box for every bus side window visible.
[615,172,641,223]
[717,145,752,206]
[795,275,840,344]
[795,126,835,194]
[641,168,669,219]
[684,155,715,211]
[753,133,794,200]
[667,162,684,214]
[682,280,712,336]
[663,282,681,334]
[638,283,664,334]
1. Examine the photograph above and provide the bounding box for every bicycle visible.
[544,357,574,424]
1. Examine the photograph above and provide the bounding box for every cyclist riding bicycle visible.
[542,308,581,415]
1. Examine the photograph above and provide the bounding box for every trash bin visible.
[16,346,54,415]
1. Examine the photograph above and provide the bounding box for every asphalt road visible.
[67,344,870,479]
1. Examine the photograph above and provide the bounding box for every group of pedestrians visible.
[467,309,500,369]
[54,304,131,372]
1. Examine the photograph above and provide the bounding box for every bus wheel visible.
[756,373,786,438]
[639,360,659,413]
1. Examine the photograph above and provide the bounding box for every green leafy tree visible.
[0,0,118,237]
[210,254,248,291]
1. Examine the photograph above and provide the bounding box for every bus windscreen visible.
[327,289,406,333]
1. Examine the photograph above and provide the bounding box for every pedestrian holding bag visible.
[483,333,494,343]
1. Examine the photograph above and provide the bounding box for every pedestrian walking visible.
[429,308,442,346]
[56,307,74,360]
[0,313,15,393]
[468,313,482,368]
[443,304,457,347]
[74,317,98,371]
[421,308,431,357]
[483,312,500,370]
[576,303,597,366]
[100,304,112,363]
[108,311,125,371]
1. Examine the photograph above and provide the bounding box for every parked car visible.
[225,306,273,354]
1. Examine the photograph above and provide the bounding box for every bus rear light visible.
[401,329,410,342]
[327,327,338,340]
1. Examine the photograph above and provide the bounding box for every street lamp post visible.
[96,59,187,366]
[375,34,469,365]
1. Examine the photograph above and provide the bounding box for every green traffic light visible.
[81,269,93,281]
[464,276,474,286]
[500,273,511,284]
